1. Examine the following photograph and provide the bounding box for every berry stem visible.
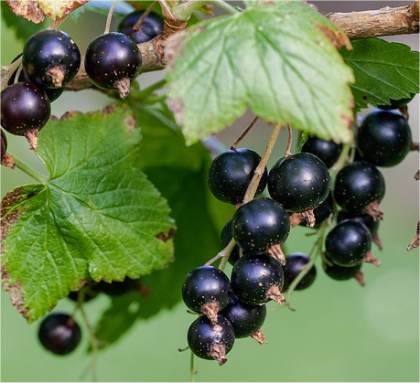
[13,157,45,183]
[104,1,117,34]
[331,144,351,175]
[218,238,237,271]
[190,351,196,382]
[231,116,259,149]
[136,79,167,99]
[284,125,293,157]
[1,57,22,91]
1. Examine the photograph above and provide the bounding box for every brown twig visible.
[231,117,259,149]
[284,125,293,157]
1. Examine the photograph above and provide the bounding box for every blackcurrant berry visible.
[222,294,266,342]
[85,32,141,98]
[23,30,80,88]
[298,193,334,228]
[220,221,240,265]
[38,312,81,355]
[232,198,290,253]
[378,94,414,110]
[325,220,372,267]
[208,148,267,204]
[357,110,412,167]
[268,153,330,213]
[301,136,342,168]
[118,10,164,43]
[97,278,139,296]
[8,54,63,102]
[334,161,385,217]
[231,254,284,305]
[68,283,100,303]
[283,253,317,291]
[187,315,235,365]
[1,83,50,148]
[323,257,364,285]
[182,266,230,322]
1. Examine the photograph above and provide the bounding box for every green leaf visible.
[94,104,233,349]
[1,2,47,43]
[341,38,420,109]
[166,1,354,145]
[1,105,174,321]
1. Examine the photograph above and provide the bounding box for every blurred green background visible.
[1,2,419,382]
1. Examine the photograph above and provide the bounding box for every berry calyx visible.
[187,315,235,365]
[85,32,141,98]
[231,254,285,305]
[182,266,230,323]
[208,148,267,204]
[268,152,330,214]
[1,130,14,168]
[232,198,290,257]
[38,312,81,355]
[1,83,50,149]
[323,258,365,286]
[357,110,412,167]
[325,220,374,267]
[301,136,342,168]
[23,30,81,88]
[118,10,164,43]
[283,253,317,291]
[222,294,267,343]
[296,193,334,228]
[334,161,385,219]
[220,220,240,265]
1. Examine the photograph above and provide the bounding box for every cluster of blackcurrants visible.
[0,10,163,151]
[182,97,415,364]
[38,277,143,355]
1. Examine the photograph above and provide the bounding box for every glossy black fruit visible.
[325,220,371,267]
[378,94,414,110]
[182,266,230,319]
[301,136,342,168]
[232,198,290,252]
[334,161,385,213]
[208,148,267,204]
[38,313,81,355]
[299,193,334,228]
[1,83,50,137]
[357,110,412,167]
[231,254,284,305]
[23,30,80,88]
[188,315,235,365]
[97,278,138,296]
[268,152,330,212]
[220,221,240,265]
[337,211,379,236]
[85,32,140,97]
[118,10,164,43]
[323,258,362,281]
[222,294,266,338]
[283,253,317,291]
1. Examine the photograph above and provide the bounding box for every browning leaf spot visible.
[318,24,352,50]
[167,98,185,125]
[156,228,176,242]
[6,0,45,23]
[1,270,28,318]
[60,110,82,120]
[123,115,137,133]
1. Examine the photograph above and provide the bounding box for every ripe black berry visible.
[38,312,81,355]
[68,283,100,303]
[268,152,330,213]
[97,278,139,296]
[85,32,141,98]
[231,254,285,305]
[232,198,290,254]
[325,220,372,267]
[301,136,342,168]
[357,110,412,167]
[208,148,267,204]
[283,253,317,291]
[378,94,414,110]
[23,30,80,88]
[220,221,240,265]
[187,315,235,365]
[298,193,334,228]
[182,266,230,322]
[222,294,266,342]
[1,83,50,148]
[118,10,164,43]
[334,161,385,218]
[323,258,364,285]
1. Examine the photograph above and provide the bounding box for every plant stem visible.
[136,79,167,99]
[231,116,259,149]
[331,144,351,175]
[104,1,116,34]
[190,351,195,382]
[212,0,240,14]
[13,157,45,183]
[284,125,293,157]
[218,239,237,271]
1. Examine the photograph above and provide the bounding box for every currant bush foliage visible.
[1,105,175,321]
[167,1,355,144]
[342,38,420,109]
